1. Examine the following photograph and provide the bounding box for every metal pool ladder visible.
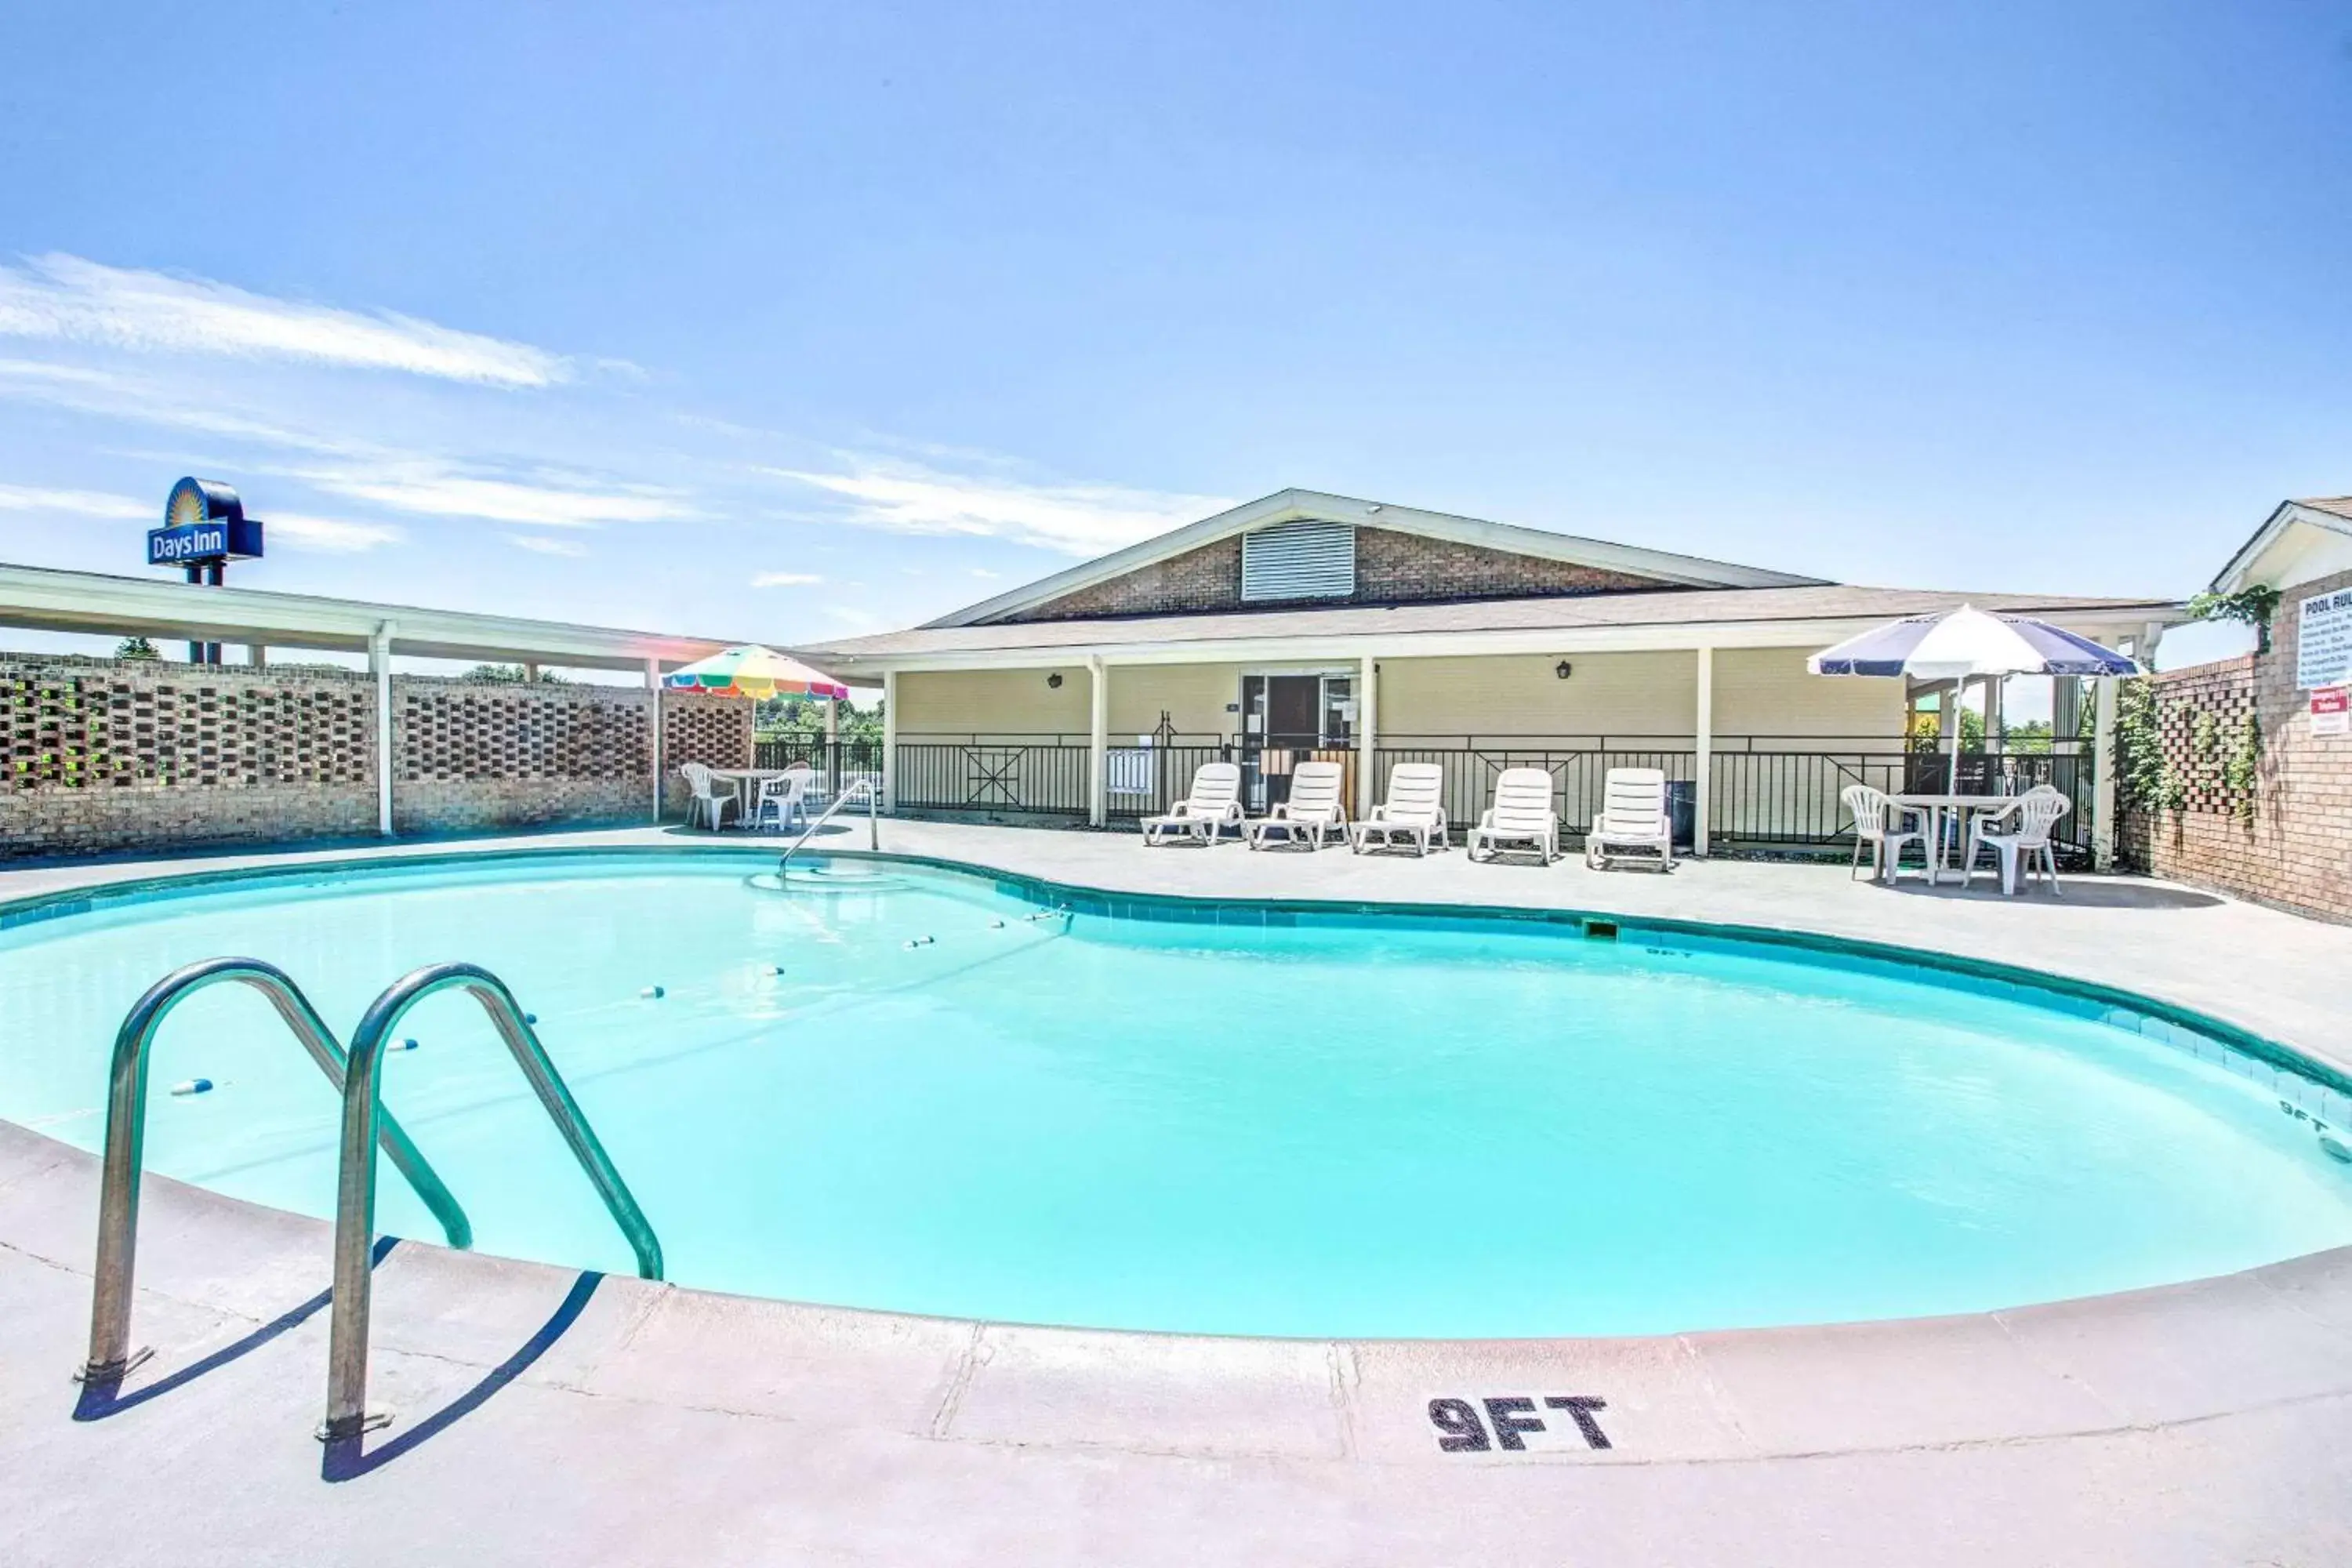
[776,776,880,877]
[78,956,663,1447]
[78,957,475,1386]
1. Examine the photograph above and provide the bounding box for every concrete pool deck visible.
[2,822,2349,1564]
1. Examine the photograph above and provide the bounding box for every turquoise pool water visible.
[3,851,2348,1338]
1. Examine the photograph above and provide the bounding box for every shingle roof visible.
[796,584,2178,664]
[2295,495,2352,523]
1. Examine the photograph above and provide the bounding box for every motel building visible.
[795,489,2183,861]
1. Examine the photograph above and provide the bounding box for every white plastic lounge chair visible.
[1585,768,1675,871]
[1467,768,1560,865]
[681,761,736,831]
[1841,782,1927,883]
[1143,762,1244,845]
[1350,763,1450,855]
[1245,759,1348,850]
[1963,785,2070,896]
[749,765,813,832]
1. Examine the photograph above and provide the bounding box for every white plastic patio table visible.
[1889,793,2018,886]
[706,768,797,829]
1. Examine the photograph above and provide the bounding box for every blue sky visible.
[1,2,2346,668]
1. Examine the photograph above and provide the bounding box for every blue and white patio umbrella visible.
[1807,605,2139,682]
[1809,605,2138,791]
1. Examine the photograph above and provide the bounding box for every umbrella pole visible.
[1944,683,1960,793]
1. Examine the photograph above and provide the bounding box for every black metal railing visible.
[857,730,2095,856]
[1366,734,2096,857]
[892,735,1093,818]
[751,737,886,804]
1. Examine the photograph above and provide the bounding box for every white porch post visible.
[1693,645,1713,857]
[1357,654,1378,819]
[370,622,395,837]
[1087,655,1109,828]
[881,670,899,811]
[645,656,662,823]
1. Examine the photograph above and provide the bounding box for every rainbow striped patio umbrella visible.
[662,644,850,700]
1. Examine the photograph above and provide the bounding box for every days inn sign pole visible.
[147,477,265,664]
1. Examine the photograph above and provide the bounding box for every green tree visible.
[114,637,160,661]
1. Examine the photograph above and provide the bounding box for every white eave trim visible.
[804,605,2184,674]
[2209,501,2352,593]
[0,561,741,672]
[922,488,1831,627]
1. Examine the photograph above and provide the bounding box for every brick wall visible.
[1007,525,1671,622]
[2120,566,2352,922]
[1,654,753,859]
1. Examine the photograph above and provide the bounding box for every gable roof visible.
[923,488,1831,628]
[2210,496,2352,593]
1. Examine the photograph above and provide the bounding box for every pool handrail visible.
[323,961,662,1440]
[79,956,474,1385]
[776,776,880,877]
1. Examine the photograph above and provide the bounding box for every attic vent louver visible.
[1240,521,1356,602]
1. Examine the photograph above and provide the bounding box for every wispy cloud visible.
[267,512,404,553]
[0,254,570,387]
[506,533,586,557]
[751,571,823,587]
[0,481,149,519]
[299,461,692,528]
[761,459,1228,556]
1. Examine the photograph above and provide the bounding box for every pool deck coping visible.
[2,822,2350,1563]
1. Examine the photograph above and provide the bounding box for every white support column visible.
[1087,655,1109,827]
[370,622,395,837]
[881,670,899,811]
[1693,645,1713,857]
[2092,673,2120,871]
[645,657,662,824]
[1356,654,1378,820]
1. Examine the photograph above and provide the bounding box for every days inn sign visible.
[147,476,264,568]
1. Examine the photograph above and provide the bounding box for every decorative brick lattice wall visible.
[2,655,378,857]
[2122,565,2352,923]
[1006,525,1673,622]
[0,655,758,858]
[394,680,655,833]
[659,691,755,816]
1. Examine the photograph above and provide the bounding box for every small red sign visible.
[2314,687,2349,737]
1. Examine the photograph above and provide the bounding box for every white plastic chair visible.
[749,765,813,832]
[1585,767,1675,872]
[1143,762,1245,845]
[1468,768,1560,865]
[1964,786,2071,896]
[680,761,735,831]
[1350,763,1449,855]
[1841,783,1927,883]
[1245,759,1348,850]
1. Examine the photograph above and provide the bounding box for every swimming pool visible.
[3,849,2348,1338]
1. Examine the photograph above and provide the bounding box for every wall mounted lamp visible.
[1554,660,1573,681]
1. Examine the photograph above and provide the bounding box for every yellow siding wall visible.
[1376,648,1901,741]
[894,667,1091,737]
[1377,652,1697,739]
[895,648,1903,744]
[1708,647,1904,739]
[1109,662,1251,739]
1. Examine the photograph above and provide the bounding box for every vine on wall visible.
[2114,675,2263,824]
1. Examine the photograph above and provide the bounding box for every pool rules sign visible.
[2299,587,2352,738]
